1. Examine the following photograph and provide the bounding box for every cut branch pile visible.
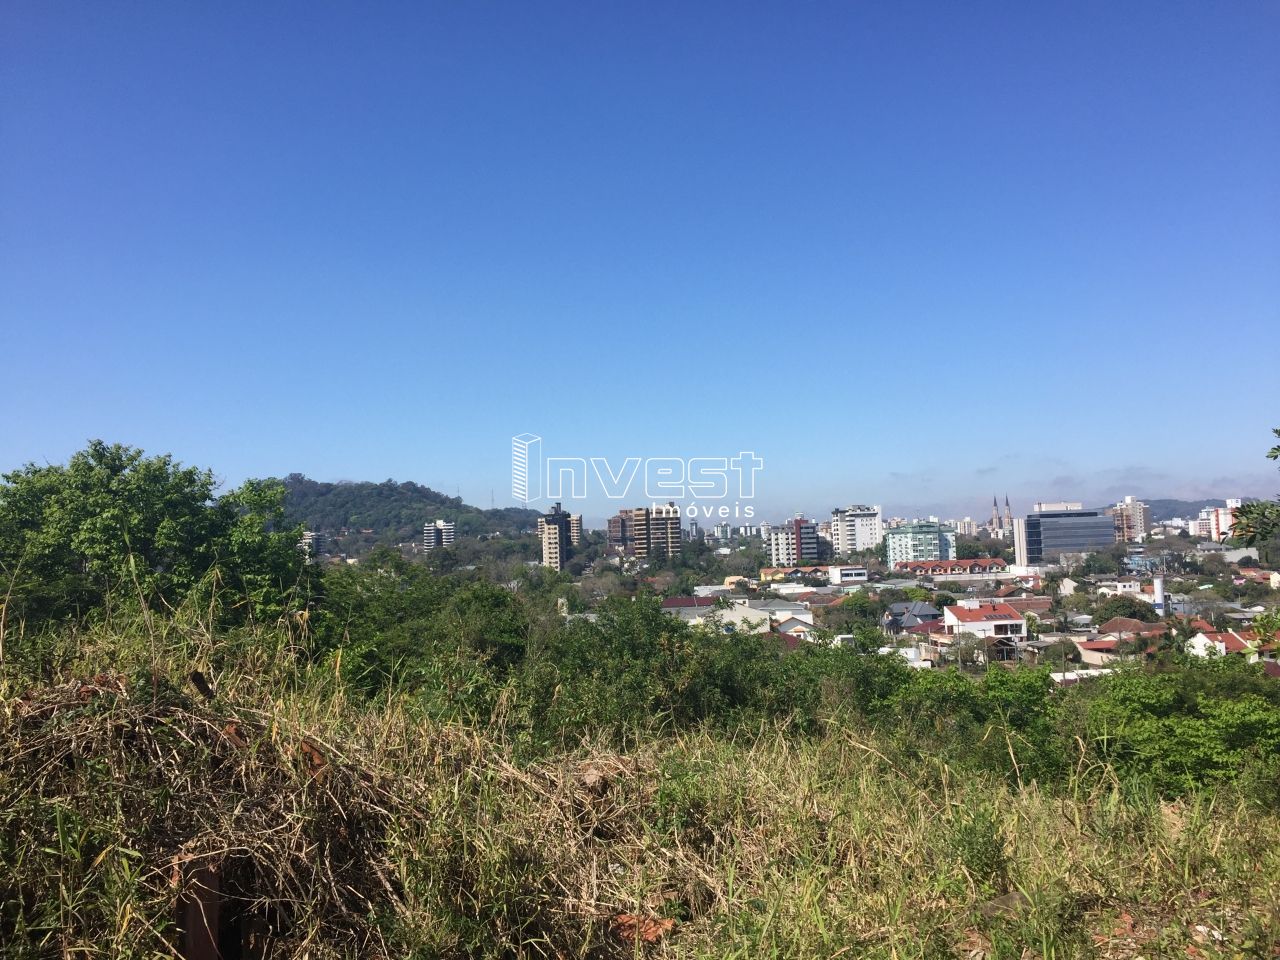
[0,673,409,958]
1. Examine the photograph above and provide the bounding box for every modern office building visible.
[830,505,883,556]
[1014,506,1116,565]
[606,503,682,560]
[767,516,819,566]
[423,519,457,551]
[884,522,956,566]
[538,502,581,570]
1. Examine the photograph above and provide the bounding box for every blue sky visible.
[2,1,1278,523]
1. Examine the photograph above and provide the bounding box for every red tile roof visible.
[1078,639,1121,652]
[945,602,1023,623]
[896,558,1009,574]
[1097,616,1166,637]
[1202,631,1251,653]
[904,620,950,635]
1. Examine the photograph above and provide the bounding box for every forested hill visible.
[280,474,541,540]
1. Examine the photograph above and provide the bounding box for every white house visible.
[1095,578,1143,598]
[1185,629,1268,663]
[942,600,1027,641]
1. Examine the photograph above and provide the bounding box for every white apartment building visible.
[830,504,883,556]
[423,519,456,551]
[299,530,325,561]
[885,521,956,566]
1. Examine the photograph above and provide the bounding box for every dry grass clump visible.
[0,671,413,958]
[3,667,1280,959]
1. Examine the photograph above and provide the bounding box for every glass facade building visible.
[1023,509,1116,563]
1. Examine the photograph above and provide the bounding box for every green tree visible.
[1094,594,1160,624]
[0,441,310,632]
[950,631,983,667]
[1232,428,1280,562]
[1252,609,1280,652]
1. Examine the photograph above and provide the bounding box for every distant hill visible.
[280,474,541,542]
[1145,498,1252,522]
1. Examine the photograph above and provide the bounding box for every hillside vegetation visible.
[280,474,541,542]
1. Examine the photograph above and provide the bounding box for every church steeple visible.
[1003,494,1013,529]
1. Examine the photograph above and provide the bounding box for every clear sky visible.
[3,1,1278,524]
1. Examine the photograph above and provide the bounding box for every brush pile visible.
[0,672,410,958]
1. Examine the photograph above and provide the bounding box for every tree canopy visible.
[0,441,310,629]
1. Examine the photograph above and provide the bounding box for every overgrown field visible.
[2,619,1279,960]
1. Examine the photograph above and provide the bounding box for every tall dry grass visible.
[1,617,1278,959]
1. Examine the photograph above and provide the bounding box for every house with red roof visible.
[895,558,1009,577]
[1073,636,1126,666]
[929,600,1024,663]
[1004,596,1053,618]
[1095,616,1167,639]
[943,600,1026,640]
[1238,568,1280,590]
[1186,628,1278,663]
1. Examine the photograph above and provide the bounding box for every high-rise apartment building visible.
[767,515,819,566]
[538,502,581,570]
[606,503,682,560]
[1110,496,1151,543]
[606,512,631,552]
[423,519,457,551]
[830,505,883,556]
[885,522,956,566]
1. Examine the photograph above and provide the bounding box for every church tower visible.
[1003,494,1013,531]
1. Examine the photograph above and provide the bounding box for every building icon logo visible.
[511,433,541,505]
